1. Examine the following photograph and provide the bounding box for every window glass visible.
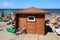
[27,16,35,21]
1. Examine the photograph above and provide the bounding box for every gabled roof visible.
[14,7,50,14]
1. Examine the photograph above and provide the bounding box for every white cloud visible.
[3,2,13,6]
[0,2,13,7]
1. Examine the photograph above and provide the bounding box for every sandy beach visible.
[0,22,60,40]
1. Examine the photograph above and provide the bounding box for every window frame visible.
[27,16,35,21]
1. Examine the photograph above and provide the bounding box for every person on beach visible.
[45,20,50,26]
[9,18,14,24]
[15,25,26,35]
[57,17,60,29]
[45,20,53,32]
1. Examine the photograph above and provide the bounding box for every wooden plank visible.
[26,29,35,34]
[19,17,27,30]
[36,18,45,34]
[27,22,36,34]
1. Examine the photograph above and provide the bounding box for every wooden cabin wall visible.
[16,14,45,35]
[36,14,45,35]
[18,14,27,30]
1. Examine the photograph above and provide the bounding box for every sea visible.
[0,9,60,17]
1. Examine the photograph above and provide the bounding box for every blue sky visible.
[0,0,60,9]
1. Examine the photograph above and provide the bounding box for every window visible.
[27,16,35,21]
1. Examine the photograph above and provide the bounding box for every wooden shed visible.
[14,7,50,35]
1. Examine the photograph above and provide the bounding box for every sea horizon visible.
[0,9,60,14]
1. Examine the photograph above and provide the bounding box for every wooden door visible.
[36,18,45,35]
[27,22,36,34]
[19,16,26,30]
